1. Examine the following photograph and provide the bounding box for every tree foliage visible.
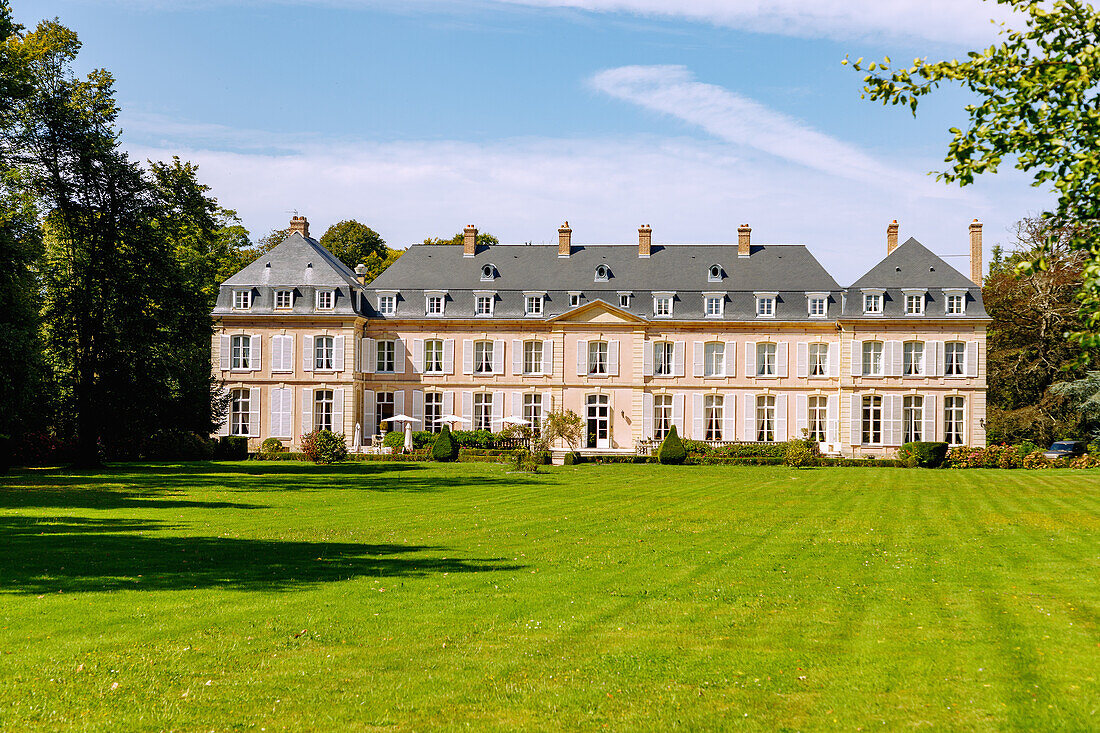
[319,219,387,270]
[423,231,499,248]
[846,0,1100,349]
[542,410,584,452]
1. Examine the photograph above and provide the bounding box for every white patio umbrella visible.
[404,423,413,452]
[381,414,421,427]
[437,414,471,426]
[353,422,362,449]
[493,415,530,426]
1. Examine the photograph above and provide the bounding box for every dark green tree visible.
[657,425,686,465]
[423,232,499,248]
[431,425,458,462]
[319,219,388,270]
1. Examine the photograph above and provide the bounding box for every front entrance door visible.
[586,394,610,449]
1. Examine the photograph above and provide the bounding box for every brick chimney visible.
[289,215,309,238]
[463,224,478,258]
[887,220,899,254]
[638,224,652,258]
[355,263,367,285]
[969,219,983,285]
[737,224,751,258]
[558,221,572,258]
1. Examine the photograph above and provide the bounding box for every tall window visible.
[473,340,494,374]
[654,342,674,376]
[522,341,543,374]
[523,393,544,435]
[473,393,492,431]
[376,294,394,315]
[376,340,396,373]
[808,297,826,317]
[756,395,776,441]
[475,295,493,316]
[230,335,251,370]
[756,296,775,317]
[424,339,444,374]
[806,395,827,442]
[230,388,251,436]
[233,290,252,309]
[861,395,882,445]
[654,296,672,317]
[903,395,924,443]
[862,341,884,376]
[903,341,925,376]
[945,341,965,376]
[705,296,723,317]
[946,293,965,314]
[375,392,394,433]
[425,392,443,432]
[906,293,924,315]
[809,343,828,376]
[426,295,444,315]
[863,292,882,314]
[704,342,725,377]
[274,290,293,309]
[704,394,724,440]
[317,290,335,310]
[525,295,543,315]
[314,336,334,371]
[588,341,608,375]
[654,394,673,440]
[314,389,334,432]
[945,396,965,444]
[756,342,777,377]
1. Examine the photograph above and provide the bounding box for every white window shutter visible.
[777,342,789,378]
[512,340,523,375]
[796,342,808,378]
[642,392,653,439]
[393,390,404,419]
[363,390,376,438]
[724,342,736,378]
[462,340,474,375]
[828,342,840,378]
[492,392,504,423]
[219,334,231,371]
[443,339,455,374]
[412,390,424,424]
[542,340,553,376]
[217,386,230,435]
[850,394,862,445]
[576,340,588,376]
[693,342,704,377]
[722,394,736,441]
[851,341,863,377]
[462,391,473,423]
[512,391,522,417]
[923,394,936,441]
[743,394,755,441]
[412,339,423,373]
[642,342,653,377]
[966,341,979,377]
[887,340,903,377]
[302,388,313,436]
[333,388,345,435]
[672,393,685,433]
[608,341,620,376]
[281,388,293,438]
[492,339,505,375]
[928,341,944,377]
[250,335,261,371]
[442,391,454,417]
[269,388,282,438]
[673,341,685,377]
[775,394,787,440]
[888,394,903,445]
[272,335,289,372]
[795,393,808,437]
[692,393,705,439]
[745,342,756,376]
[333,335,345,372]
[393,338,404,374]
[826,394,839,443]
[360,338,374,374]
[303,335,314,372]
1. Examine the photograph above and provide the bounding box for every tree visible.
[423,231,499,248]
[431,425,458,462]
[542,410,584,453]
[255,227,289,255]
[657,425,686,465]
[319,219,387,270]
[846,1,1100,350]
[1049,373,1100,443]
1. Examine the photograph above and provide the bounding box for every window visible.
[619,293,630,308]
[808,395,827,442]
[704,394,724,441]
[475,294,493,316]
[481,264,495,281]
[426,295,444,315]
[230,335,251,370]
[945,395,965,444]
[425,392,443,432]
[588,341,608,375]
[274,290,293,310]
[654,296,672,317]
[569,293,581,307]
[903,395,923,443]
[945,341,965,376]
[903,341,925,376]
[376,340,396,373]
[756,296,775,317]
[375,392,394,433]
[230,388,251,436]
[756,395,776,441]
[863,292,882,314]
[905,293,924,315]
[523,393,544,435]
[708,264,722,282]
[314,389,334,432]
[653,394,673,440]
[376,294,395,315]
[523,341,543,375]
[594,265,609,282]
[809,343,828,377]
[756,342,777,377]
[704,342,725,377]
[473,393,492,431]
[705,296,723,317]
[654,342,673,377]
[808,297,826,318]
[314,335,335,371]
[424,339,444,374]
[473,340,494,374]
[233,290,252,310]
[317,289,335,310]
[946,292,966,314]
[862,341,884,377]
[861,395,883,444]
[525,295,543,316]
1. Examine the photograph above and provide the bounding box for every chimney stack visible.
[638,224,652,258]
[737,224,751,258]
[558,221,572,258]
[355,263,367,285]
[969,219,983,285]
[463,224,478,258]
[289,215,309,238]
[887,220,899,254]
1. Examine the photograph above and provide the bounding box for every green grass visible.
[1,462,1098,731]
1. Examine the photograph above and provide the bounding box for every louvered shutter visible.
[743,394,755,441]
[462,391,473,423]
[745,341,756,376]
[887,394,903,445]
[412,390,424,425]
[512,391,522,418]
[331,388,344,435]
[796,342,808,378]
[827,342,840,377]
[886,340,903,377]
[693,342,704,377]
[576,340,588,376]
[692,393,705,439]
[217,386,230,435]
[250,335,261,371]
[443,339,455,374]
[492,339,505,375]
[276,335,293,373]
[922,394,936,441]
[966,341,979,377]
[360,338,374,374]
[850,394,862,445]
[393,390,404,419]
[363,390,376,439]
[442,391,454,418]
[219,334,231,371]
[672,394,685,433]
[393,339,404,374]
[269,388,283,438]
[543,390,553,415]
[724,342,736,377]
[462,340,474,375]
[492,392,503,423]
[608,341,620,376]
[795,393,808,436]
[302,388,313,436]
[775,394,787,440]
[642,342,653,377]
[542,340,553,376]
[280,388,293,438]
[826,394,839,443]
[672,342,685,377]
[269,335,283,372]
[512,340,523,375]
[333,335,345,371]
[412,339,424,373]
[851,341,863,377]
[777,343,789,378]
[303,335,314,372]
[722,393,736,441]
[642,392,653,439]
[927,341,944,377]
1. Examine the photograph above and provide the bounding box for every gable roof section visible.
[849,237,975,289]
[547,298,648,324]
[223,231,358,288]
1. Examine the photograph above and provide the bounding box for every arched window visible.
[708,264,723,282]
[480,264,496,281]
[594,265,610,282]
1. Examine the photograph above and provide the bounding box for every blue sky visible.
[19,0,1048,283]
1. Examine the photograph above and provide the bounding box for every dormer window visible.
[316,289,335,310]
[755,292,777,318]
[903,289,926,315]
[274,290,293,310]
[376,293,396,316]
[425,291,446,316]
[806,292,828,318]
[233,290,252,310]
[862,290,884,315]
[480,264,496,281]
[944,289,967,315]
[653,292,674,317]
[594,265,610,282]
[704,293,724,317]
[708,264,723,282]
[524,292,544,316]
[618,292,631,308]
[474,291,495,316]
[569,292,581,307]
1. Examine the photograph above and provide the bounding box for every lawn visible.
[1,462,1098,731]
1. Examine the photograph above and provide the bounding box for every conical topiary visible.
[657,425,687,465]
[431,424,459,462]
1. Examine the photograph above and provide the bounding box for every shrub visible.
[10,430,69,466]
[657,426,687,465]
[431,425,459,462]
[508,448,540,473]
[898,441,949,468]
[0,434,9,474]
[215,436,249,461]
[383,430,406,450]
[563,451,584,465]
[784,439,820,468]
[260,437,286,456]
[997,445,1022,469]
[144,429,216,461]
[450,430,497,449]
[680,440,791,458]
[300,430,348,464]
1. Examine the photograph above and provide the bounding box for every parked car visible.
[1042,440,1087,460]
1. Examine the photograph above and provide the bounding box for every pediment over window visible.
[548,298,647,324]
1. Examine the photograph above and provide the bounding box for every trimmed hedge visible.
[680,440,791,458]
[216,436,249,461]
[898,441,949,468]
[432,426,459,462]
[657,426,687,465]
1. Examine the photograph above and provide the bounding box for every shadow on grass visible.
[0,516,524,594]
